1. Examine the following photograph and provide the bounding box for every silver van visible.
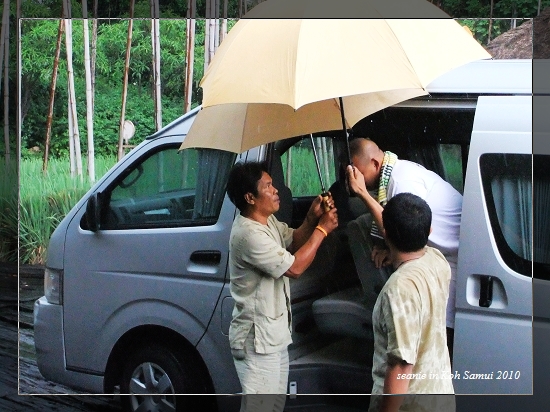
[34,59,542,411]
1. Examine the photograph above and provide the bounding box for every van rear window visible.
[480,153,550,280]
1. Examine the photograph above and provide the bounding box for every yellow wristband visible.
[315,225,328,237]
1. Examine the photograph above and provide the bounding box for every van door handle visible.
[190,250,222,264]
[479,275,493,308]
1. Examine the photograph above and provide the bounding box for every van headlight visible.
[44,268,63,305]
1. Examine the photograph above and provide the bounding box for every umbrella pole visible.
[310,134,330,212]
[339,97,356,196]
[339,97,352,166]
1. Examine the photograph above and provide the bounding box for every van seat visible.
[311,213,390,341]
[311,286,373,340]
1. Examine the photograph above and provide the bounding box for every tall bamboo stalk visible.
[0,0,7,85]
[2,0,9,164]
[488,0,494,44]
[118,0,135,161]
[64,0,83,179]
[43,19,65,174]
[286,147,292,187]
[151,0,162,131]
[221,0,228,42]
[67,87,75,176]
[16,0,20,165]
[321,137,330,187]
[204,0,210,72]
[205,0,217,69]
[184,0,196,113]
[82,0,95,182]
[91,0,98,110]
[214,0,220,52]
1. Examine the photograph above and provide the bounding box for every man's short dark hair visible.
[382,193,432,252]
[226,161,269,212]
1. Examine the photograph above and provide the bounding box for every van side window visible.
[480,154,532,277]
[281,136,336,197]
[534,155,550,281]
[88,145,236,230]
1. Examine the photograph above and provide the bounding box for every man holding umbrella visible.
[226,161,338,411]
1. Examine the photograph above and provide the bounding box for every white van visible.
[34,59,541,411]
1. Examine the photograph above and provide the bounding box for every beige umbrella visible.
[180,2,491,154]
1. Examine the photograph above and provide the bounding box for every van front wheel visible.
[120,343,196,412]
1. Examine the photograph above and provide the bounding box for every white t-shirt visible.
[387,159,462,328]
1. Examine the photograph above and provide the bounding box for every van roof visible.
[149,59,531,140]
[426,59,531,95]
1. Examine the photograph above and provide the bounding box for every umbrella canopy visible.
[181,90,424,153]
[180,3,491,153]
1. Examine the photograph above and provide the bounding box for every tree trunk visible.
[43,19,64,174]
[0,0,7,90]
[488,0,494,44]
[204,0,210,72]
[68,87,75,176]
[184,0,196,113]
[286,147,292,187]
[221,0,228,43]
[91,0,98,109]
[64,0,83,178]
[205,0,216,70]
[151,0,162,131]
[1,0,9,163]
[82,0,95,182]
[118,0,135,161]
[214,0,220,53]
[321,137,330,188]
[15,0,21,166]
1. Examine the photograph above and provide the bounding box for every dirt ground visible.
[0,262,122,411]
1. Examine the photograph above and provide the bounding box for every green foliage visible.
[0,160,18,262]
[21,18,209,159]
[18,156,117,264]
[442,0,550,18]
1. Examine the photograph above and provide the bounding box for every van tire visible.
[120,343,205,412]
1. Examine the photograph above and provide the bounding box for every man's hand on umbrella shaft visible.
[306,193,335,224]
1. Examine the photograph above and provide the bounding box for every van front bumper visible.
[33,296,104,393]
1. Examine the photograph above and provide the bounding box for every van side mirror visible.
[85,192,102,232]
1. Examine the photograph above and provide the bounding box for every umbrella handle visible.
[321,192,331,213]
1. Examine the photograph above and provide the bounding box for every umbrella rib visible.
[293,19,306,109]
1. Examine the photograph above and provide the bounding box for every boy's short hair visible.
[226,161,269,212]
[382,193,432,252]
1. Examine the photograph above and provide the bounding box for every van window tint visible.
[439,144,464,194]
[534,155,550,281]
[281,136,337,197]
[93,145,236,230]
[480,154,532,277]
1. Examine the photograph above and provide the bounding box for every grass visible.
[16,156,117,265]
[0,159,18,262]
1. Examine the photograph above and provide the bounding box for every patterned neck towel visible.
[370,151,398,239]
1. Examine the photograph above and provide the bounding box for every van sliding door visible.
[454,95,532,394]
